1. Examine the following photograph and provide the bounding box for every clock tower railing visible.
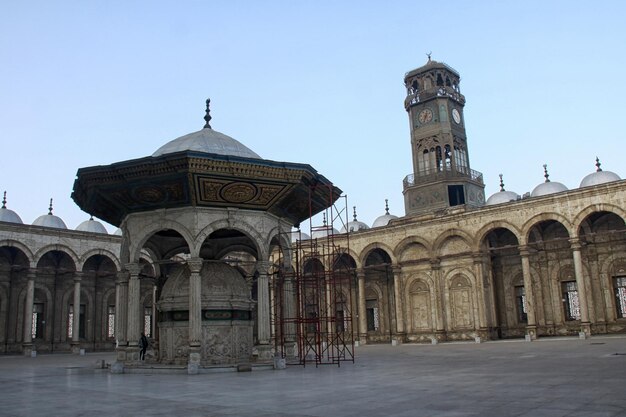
[404,86,466,110]
[403,166,484,190]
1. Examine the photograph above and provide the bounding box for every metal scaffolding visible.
[272,184,355,367]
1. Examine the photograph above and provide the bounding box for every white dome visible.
[76,217,108,234]
[152,128,261,159]
[290,231,310,242]
[531,181,568,197]
[0,193,23,224]
[114,228,123,236]
[340,221,369,233]
[580,160,621,188]
[33,213,67,229]
[486,190,520,206]
[311,226,339,239]
[372,200,398,228]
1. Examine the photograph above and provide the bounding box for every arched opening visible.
[82,254,117,350]
[364,248,393,342]
[0,245,29,353]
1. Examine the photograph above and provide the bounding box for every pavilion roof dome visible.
[76,217,108,234]
[580,158,621,188]
[0,192,23,224]
[32,199,67,229]
[372,200,398,228]
[152,99,261,159]
[486,175,520,206]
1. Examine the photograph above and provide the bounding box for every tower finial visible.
[384,199,390,215]
[48,198,54,215]
[322,212,327,226]
[426,51,432,62]
[2,191,6,209]
[595,156,602,172]
[543,164,550,183]
[353,206,357,221]
[499,174,505,192]
[203,98,212,129]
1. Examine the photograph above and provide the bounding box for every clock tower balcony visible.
[404,86,466,110]
[403,166,484,191]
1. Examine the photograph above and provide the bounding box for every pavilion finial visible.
[203,98,212,129]
[499,174,505,192]
[595,156,602,172]
[322,212,327,226]
[353,206,357,221]
[2,191,6,209]
[48,198,54,215]
[543,164,550,183]
[384,199,390,215]
[426,51,432,62]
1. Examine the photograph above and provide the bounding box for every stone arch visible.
[475,221,522,251]
[359,242,397,266]
[433,229,473,257]
[444,269,475,331]
[79,249,121,272]
[406,275,434,332]
[573,203,626,231]
[61,286,95,341]
[0,240,34,265]
[33,245,80,270]
[197,219,267,260]
[522,212,574,244]
[129,220,195,262]
[394,236,432,263]
[16,284,53,343]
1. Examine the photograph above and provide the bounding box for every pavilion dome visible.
[486,175,520,206]
[33,199,67,229]
[76,217,108,234]
[290,230,310,242]
[152,99,261,159]
[341,220,369,233]
[372,200,398,228]
[531,165,568,197]
[0,192,23,224]
[580,158,621,188]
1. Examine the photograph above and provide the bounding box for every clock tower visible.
[402,58,485,215]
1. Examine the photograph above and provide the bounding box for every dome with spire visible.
[0,192,23,224]
[372,199,399,228]
[76,216,108,234]
[311,213,340,239]
[32,199,67,229]
[152,99,261,159]
[580,157,621,188]
[486,175,520,206]
[290,230,310,242]
[340,207,370,233]
[531,164,568,197]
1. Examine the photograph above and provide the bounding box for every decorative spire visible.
[203,98,212,129]
[353,206,357,221]
[48,198,53,215]
[89,215,94,221]
[2,191,6,209]
[426,51,432,62]
[543,164,550,183]
[499,174,505,192]
[322,212,327,226]
[384,199,390,215]
[595,156,602,172]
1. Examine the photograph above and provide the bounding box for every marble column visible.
[431,258,446,341]
[357,269,367,344]
[570,238,592,337]
[391,265,405,341]
[115,271,129,348]
[519,246,537,340]
[126,263,141,359]
[187,258,203,373]
[22,268,36,356]
[71,272,83,353]
[283,269,297,357]
[472,254,487,331]
[256,261,271,346]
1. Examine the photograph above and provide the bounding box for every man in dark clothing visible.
[139,332,148,360]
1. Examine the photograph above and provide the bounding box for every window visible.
[32,303,44,339]
[144,306,152,338]
[366,299,379,331]
[562,281,580,321]
[614,277,626,318]
[107,305,115,338]
[448,185,465,206]
[68,304,86,339]
[515,286,527,323]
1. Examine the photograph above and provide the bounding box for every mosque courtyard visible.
[1,337,625,417]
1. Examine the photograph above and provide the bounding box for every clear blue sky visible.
[2,1,625,234]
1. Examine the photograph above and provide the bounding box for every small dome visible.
[340,206,370,233]
[485,175,520,206]
[580,158,621,188]
[531,164,568,197]
[76,217,108,234]
[0,192,23,224]
[153,100,260,159]
[311,227,340,239]
[372,200,398,228]
[114,228,123,236]
[32,199,67,229]
[290,231,310,242]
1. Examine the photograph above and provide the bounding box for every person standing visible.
[139,332,148,360]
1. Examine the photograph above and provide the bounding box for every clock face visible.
[418,108,433,124]
[452,108,461,124]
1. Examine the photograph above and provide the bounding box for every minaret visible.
[402,57,485,215]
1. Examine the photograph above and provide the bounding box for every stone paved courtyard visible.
[1,336,626,417]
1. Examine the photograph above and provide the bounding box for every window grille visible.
[614,277,626,318]
[562,281,580,321]
[107,305,115,338]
